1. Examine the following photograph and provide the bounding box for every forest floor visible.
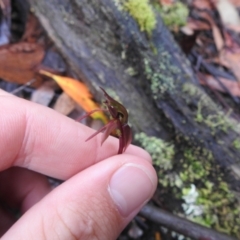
[1,0,240,239]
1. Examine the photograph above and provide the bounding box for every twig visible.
[139,204,237,240]
[10,79,36,95]
[191,51,240,105]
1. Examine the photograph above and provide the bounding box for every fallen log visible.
[27,0,240,183]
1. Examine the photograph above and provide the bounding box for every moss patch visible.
[194,97,232,133]
[158,2,189,29]
[135,132,240,238]
[144,52,179,96]
[114,0,157,35]
[135,132,174,170]
[233,139,240,150]
[180,148,240,237]
[182,83,239,134]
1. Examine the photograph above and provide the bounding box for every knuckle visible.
[53,195,119,240]
[16,111,35,168]
[55,201,99,240]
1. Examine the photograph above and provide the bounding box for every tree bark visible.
[28,0,240,188]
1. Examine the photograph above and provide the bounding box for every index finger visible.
[0,90,151,179]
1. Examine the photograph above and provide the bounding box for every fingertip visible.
[109,161,157,217]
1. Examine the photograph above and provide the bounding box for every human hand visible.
[0,90,157,240]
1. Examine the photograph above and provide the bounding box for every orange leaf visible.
[39,70,108,123]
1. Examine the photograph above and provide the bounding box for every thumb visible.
[2,154,157,240]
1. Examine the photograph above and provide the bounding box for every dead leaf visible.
[224,25,240,33]
[159,0,173,6]
[183,18,211,33]
[31,81,55,106]
[195,11,224,51]
[220,49,240,83]
[192,0,214,10]
[215,0,240,30]
[53,92,76,115]
[228,0,240,7]
[0,0,11,16]
[213,0,240,33]
[180,25,194,35]
[21,13,43,42]
[0,42,45,84]
[39,70,108,123]
[199,74,240,96]
[155,231,162,240]
[212,24,224,51]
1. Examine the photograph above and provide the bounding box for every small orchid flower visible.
[78,87,132,154]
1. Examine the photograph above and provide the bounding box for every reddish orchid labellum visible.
[78,87,132,154]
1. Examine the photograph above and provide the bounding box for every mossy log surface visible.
[28,0,240,189]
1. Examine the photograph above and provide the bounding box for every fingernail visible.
[109,164,155,217]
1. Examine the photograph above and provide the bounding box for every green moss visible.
[182,83,201,96]
[194,97,232,133]
[135,132,174,170]
[125,67,138,76]
[134,133,181,189]
[158,2,189,29]
[144,54,178,96]
[233,139,240,150]
[182,83,215,109]
[135,130,240,237]
[183,83,234,133]
[114,0,157,35]
[180,149,212,183]
[179,148,240,237]
[204,111,232,132]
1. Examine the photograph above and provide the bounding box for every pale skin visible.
[0,89,157,240]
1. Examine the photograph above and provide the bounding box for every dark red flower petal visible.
[101,119,118,145]
[122,124,132,152]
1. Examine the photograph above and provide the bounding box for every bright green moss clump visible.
[114,0,157,35]
[124,0,156,34]
[158,2,189,29]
